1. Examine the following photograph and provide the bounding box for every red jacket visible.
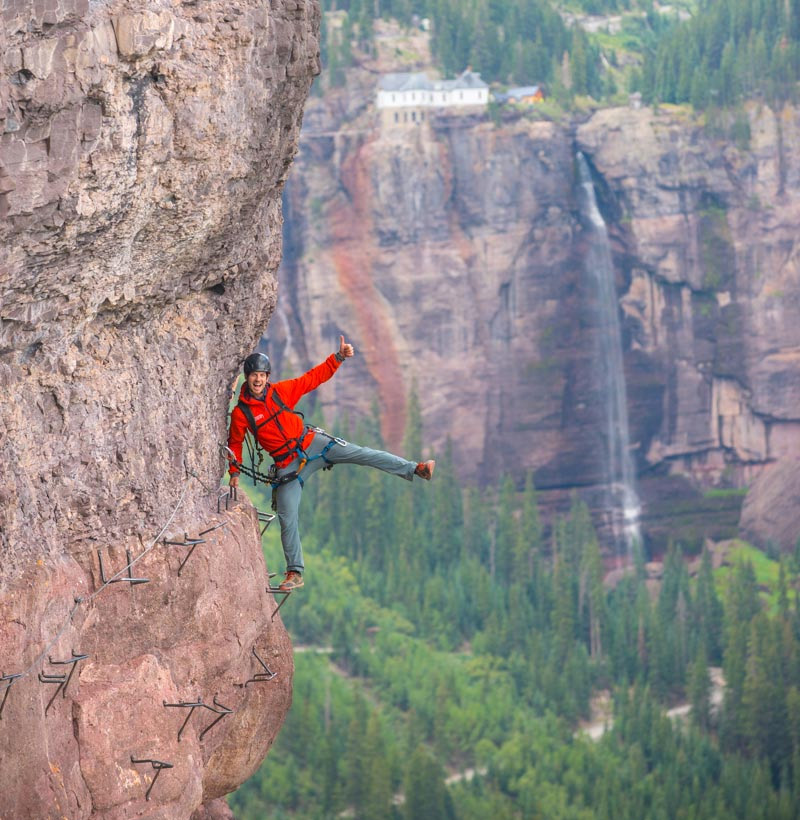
[228,354,341,473]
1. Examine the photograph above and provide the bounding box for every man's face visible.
[246,371,269,395]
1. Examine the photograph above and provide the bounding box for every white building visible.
[376,69,489,126]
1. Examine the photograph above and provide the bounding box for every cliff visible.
[273,79,800,551]
[0,1,319,817]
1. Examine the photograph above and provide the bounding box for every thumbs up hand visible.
[338,335,355,359]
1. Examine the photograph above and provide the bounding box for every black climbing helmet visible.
[243,352,271,376]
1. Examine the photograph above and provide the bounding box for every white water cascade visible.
[576,152,642,552]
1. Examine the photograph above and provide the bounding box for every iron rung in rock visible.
[38,671,68,716]
[238,647,277,687]
[47,650,89,701]
[199,695,233,740]
[130,756,173,801]
[163,696,235,742]
[0,673,22,720]
[217,487,237,514]
[265,585,292,621]
[97,548,149,586]
[257,510,276,536]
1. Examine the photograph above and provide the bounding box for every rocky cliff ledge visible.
[0,1,319,816]
[274,85,800,551]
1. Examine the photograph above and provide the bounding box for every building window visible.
[394,112,399,123]
[421,111,425,121]
[392,94,396,102]
[412,111,416,121]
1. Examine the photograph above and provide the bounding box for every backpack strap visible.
[238,387,308,464]
[236,400,260,436]
[270,387,304,421]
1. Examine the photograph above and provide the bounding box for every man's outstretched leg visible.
[318,436,435,481]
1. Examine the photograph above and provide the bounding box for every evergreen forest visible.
[319,0,800,110]
[229,396,800,820]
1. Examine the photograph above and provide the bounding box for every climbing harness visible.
[228,384,347,501]
[223,427,341,512]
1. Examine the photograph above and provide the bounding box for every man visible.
[227,336,435,591]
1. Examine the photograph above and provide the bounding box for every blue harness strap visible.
[291,429,338,488]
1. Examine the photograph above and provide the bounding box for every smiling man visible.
[227,336,435,591]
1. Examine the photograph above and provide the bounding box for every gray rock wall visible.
[0,0,320,816]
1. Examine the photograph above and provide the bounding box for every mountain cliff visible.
[0,1,318,817]
[273,81,800,551]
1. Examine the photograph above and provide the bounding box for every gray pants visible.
[275,431,417,573]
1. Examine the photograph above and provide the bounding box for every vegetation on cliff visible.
[229,398,800,819]
[638,0,800,107]
[319,0,800,111]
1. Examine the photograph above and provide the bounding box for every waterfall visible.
[576,152,642,552]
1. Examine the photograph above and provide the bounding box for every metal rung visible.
[163,533,205,576]
[199,695,233,740]
[217,487,237,513]
[237,647,277,687]
[163,695,234,741]
[38,671,67,715]
[97,549,149,586]
[257,510,276,536]
[130,757,173,801]
[266,586,292,620]
[163,698,204,742]
[47,651,89,701]
[0,673,22,719]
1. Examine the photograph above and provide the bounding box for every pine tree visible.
[689,646,712,731]
[552,517,577,659]
[494,475,517,583]
[431,439,463,569]
[513,473,541,583]
[403,745,450,820]
[571,31,589,96]
[363,712,393,820]
[343,696,370,813]
[694,546,724,663]
[581,531,606,660]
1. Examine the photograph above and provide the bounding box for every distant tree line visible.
[637,0,800,107]
[319,0,606,98]
[321,0,800,110]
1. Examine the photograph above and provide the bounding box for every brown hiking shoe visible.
[414,460,436,480]
[279,571,304,591]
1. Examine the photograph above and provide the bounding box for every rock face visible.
[1,0,319,817]
[273,79,800,550]
[739,457,800,554]
[577,105,800,548]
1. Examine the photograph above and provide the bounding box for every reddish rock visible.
[275,61,800,546]
[191,798,235,820]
